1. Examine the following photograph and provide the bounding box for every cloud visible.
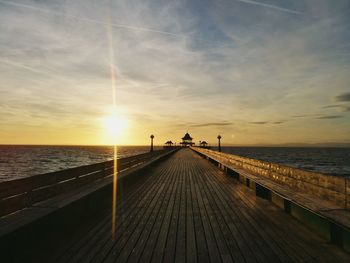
[334,92,350,102]
[0,0,350,145]
[341,106,350,112]
[272,121,284,124]
[318,115,343,119]
[189,122,232,127]
[291,115,307,118]
[323,104,342,109]
[249,121,285,125]
[0,0,184,38]
[249,121,268,125]
[322,104,350,112]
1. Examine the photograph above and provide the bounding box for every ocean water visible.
[0,145,349,182]
[213,146,350,177]
[0,145,161,181]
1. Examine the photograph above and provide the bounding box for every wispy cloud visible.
[291,115,307,118]
[323,104,350,112]
[334,92,350,102]
[323,104,342,109]
[272,121,284,124]
[342,106,350,112]
[249,121,285,125]
[235,0,304,15]
[0,0,184,37]
[318,115,343,119]
[189,122,232,127]
[249,121,268,125]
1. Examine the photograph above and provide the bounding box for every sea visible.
[0,145,349,181]
[215,146,350,177]
[0,145,162,182]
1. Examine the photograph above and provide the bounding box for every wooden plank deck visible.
[51,148,349,263]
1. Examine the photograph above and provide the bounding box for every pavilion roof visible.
[182,133,193,140]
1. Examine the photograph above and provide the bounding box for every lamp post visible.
[150,134,154,152]
[217,135,222,152]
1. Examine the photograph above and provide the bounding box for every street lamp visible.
[217,135,222,152]
[150,134,154,152]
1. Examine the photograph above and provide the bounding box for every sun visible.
[103,112,128,143]
[104,115,125,135]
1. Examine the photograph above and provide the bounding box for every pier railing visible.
[192,147,349,209]
[0,150,169,217]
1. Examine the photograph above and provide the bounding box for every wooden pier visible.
[1,148,349,262]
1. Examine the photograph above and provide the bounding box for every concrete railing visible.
[192,147,349,209]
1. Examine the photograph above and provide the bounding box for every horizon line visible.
[1,143,349,148]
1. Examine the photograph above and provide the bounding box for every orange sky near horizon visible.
[1,115,349,146]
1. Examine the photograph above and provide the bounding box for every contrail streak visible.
[0,59,71,82]
[0,59,45,75]
[0,0,239,49]
[236,0,304,15]
[0,0,184,37]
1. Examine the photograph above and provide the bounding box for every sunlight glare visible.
[104,113,127,136]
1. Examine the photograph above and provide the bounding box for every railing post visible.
[150,134,154,152]
[217,135,222,152]
[25,177,35,207]
[346,177,348,210]
[103,162,109,177]
[25,188,33,207]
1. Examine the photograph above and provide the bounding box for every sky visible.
[0,0,350,146]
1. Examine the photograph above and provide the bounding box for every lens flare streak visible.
[107,14,118,240]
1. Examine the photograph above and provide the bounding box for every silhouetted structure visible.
[180,132,194,147]
[200,141,209,148]
[150,134,154,152]
[217,135,222,152]
[164,140,174,149]
[165,141,173,146]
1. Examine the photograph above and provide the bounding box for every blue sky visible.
[0,0,349,145]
